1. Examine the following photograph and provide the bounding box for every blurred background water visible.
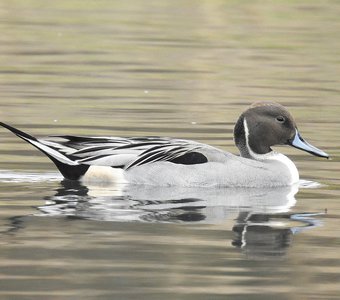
[0,0,340,299]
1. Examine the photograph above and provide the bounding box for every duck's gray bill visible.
[289,130,329,158]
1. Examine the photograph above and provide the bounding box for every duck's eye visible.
[276,116,285,123]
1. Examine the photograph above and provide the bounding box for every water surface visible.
[0,1,340,299]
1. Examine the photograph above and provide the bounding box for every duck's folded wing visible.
[44,136,229,170]
[0,122,229,181]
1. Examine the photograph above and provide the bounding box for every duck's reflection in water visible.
[233,212,292,259]
[42,181,298,223]
[37,180,323,258]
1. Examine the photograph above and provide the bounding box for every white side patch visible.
[81,166,127,185]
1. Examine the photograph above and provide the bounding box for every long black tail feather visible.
[0,122,89,180]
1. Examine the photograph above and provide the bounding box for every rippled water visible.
[0,1,340,299]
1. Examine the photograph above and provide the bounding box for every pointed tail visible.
[0,122,89,180]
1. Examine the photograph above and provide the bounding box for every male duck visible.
[0,102,328,187]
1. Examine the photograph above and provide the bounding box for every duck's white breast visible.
[264,152,299,184]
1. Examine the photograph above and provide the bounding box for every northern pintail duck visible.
[0,102,329,187]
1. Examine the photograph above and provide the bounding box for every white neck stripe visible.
[243,118,271,160]
[243,118,299,183]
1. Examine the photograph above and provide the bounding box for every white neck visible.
[243,118,271,160]
[243,118,299,184]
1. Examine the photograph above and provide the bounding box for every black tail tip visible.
[0,122,37,141]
